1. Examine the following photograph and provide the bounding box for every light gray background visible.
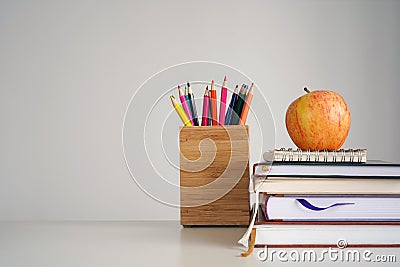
[0,0,399,220]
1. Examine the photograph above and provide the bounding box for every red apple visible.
[285,88,351,151]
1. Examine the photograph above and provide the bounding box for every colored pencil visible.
[208,94,212,126]
[185,86,193,123]
[239,82,254,125]
[231,84,247,125]
[187,82,199,126]
[210,80,218,125]
[185,85,190,109]
[170,96,192,126]
[225,85,239,125]
[218,76,228,125]
[178,85,194,125]
[201,86,209,126]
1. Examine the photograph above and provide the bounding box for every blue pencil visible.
[225,85,239,125]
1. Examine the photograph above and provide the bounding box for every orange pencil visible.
[210,80,218,125]
[239,82,254,125]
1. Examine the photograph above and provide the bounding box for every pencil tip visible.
[206,85,208,89]
[212,80,214,83]
[224,76,227,81]
[187,82,190,87]
[178,84,180,89]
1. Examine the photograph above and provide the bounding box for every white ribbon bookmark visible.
[238,190,259,248]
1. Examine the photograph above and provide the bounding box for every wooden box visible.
[179,125,250,226]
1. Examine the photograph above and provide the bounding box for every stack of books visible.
[239,148,400,255]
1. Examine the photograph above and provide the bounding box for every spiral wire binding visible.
[323,149,328,162]
[297,148,302,161]
[340,149,346,162]
[280,147,286,161]
[288,148,294,161]
[274,148,365,162]
[315,149,320,162]
[349,149,354,162]
[306,149,311,161]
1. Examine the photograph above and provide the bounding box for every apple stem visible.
[304,87,311,93]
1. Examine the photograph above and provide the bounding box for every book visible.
[263,148,367,163]
[254,222,400,248]
[261,194,400,221]
[239,206,400,257]
[239,159,400,256]
[254,161,400,178]
[254,206,400,248]
[253,176,400,194]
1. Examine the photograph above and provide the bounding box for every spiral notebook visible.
[263,148,367,163]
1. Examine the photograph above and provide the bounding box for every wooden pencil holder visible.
[179,125,250,226]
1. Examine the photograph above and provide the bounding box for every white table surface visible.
[0,221,398,267]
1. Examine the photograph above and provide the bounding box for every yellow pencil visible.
[170,96,192,126]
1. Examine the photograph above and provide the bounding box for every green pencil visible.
[231,84,247,125]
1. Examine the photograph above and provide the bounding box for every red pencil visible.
[210,80,218,125]
[219,76,228,125]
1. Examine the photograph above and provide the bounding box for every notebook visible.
[263,148,367,163]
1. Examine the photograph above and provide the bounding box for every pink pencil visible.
[219,76,228,125]
[178,85,194,125]
[201,86,210,126]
